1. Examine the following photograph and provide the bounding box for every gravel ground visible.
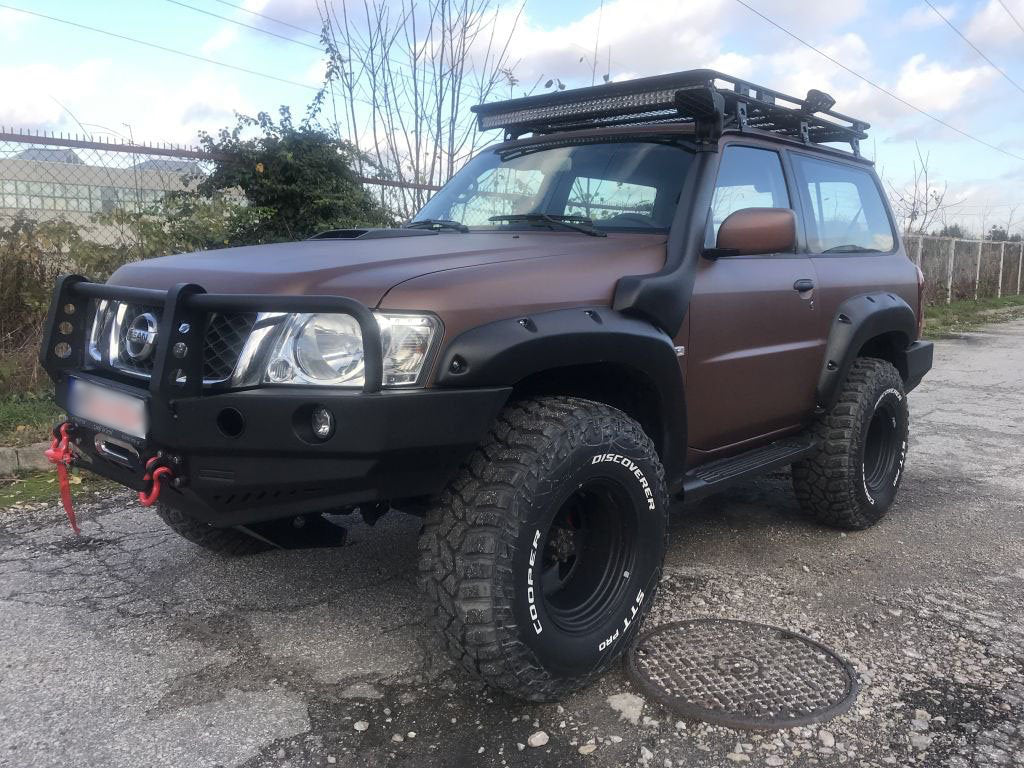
[1,322,1022,768]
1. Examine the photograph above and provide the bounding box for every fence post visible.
[997,242,1005,298]
[974,240,983,300]
[1018,243,1023,295]
[946,238,956,304]
[914,236,923,267]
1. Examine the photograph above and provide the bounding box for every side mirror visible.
[707,207,796,257]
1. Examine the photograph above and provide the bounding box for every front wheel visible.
[793,357,909,530]
[418,396,669,701]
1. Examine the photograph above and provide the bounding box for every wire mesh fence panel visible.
[0,132,210,254]
[918,237,953,306]
[951,240,980,302]
[978,241,1002,299]
[1000,243,1022,297]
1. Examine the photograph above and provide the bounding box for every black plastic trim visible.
[612,148,720,335]
[435,307,687,485]
[816,292,917,408]
[904,340,933,393]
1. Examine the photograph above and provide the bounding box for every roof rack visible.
[471,69,870,156]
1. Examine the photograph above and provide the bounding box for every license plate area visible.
[68,377,148,440]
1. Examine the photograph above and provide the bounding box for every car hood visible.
[108,231,665,308]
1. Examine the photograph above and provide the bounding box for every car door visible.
[789,151,914,322]
[684,144,825,454]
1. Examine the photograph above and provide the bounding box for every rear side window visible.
[792,155,895,253]
[707,146,790,245]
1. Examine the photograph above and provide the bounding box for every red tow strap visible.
[44,424,175,534]
[138,456,173,507]
[44,422,79,535]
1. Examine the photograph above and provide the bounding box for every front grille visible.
[113,303,160,376]
[203,312,257,380]
[102,303,255,383]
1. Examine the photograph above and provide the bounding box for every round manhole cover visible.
[626,619,859,730]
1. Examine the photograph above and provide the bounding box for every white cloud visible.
[894,53,994,113]
[201,26,239,55]
[898,3,956,29]
[0,7,29,41]
[0,59,252,144]
[492,0,868,90]
[243,0,323,35]
[966,0,1024,49]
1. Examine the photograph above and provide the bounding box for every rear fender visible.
[817,292,915,409]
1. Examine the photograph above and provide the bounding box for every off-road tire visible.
[793,358,909,530]
[156,503,272,556]
[418,396,669,701]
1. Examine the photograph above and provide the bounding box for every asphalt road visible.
[2,322,1022,768]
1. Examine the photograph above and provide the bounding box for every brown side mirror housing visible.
[709,207,796,257]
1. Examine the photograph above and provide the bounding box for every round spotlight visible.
[311,405,334,440]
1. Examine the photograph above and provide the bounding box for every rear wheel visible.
[793,358,909,529]
[418,396,669,701]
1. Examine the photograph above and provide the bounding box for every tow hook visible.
[44,421,79,535]
[138,456,174,507]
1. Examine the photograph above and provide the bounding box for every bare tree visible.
[886,142,957,235]
[313,0,525,219]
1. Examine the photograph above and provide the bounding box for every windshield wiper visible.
[488,213,607,238]
[821,244,881,254]
[404,218,469,233]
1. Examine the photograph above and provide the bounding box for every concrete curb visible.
[0,442,53,476]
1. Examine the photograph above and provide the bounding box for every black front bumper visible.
[58,375,509,526]
[41,276,510,526]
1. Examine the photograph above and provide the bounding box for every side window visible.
[707,146,790,245]
[792,155,895,253]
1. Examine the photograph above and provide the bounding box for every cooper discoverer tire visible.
[793,357,909,530]
[156,503,272,556]
[418,396,669,701]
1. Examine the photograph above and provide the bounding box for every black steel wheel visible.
[793,358,909,529]
[418,396,668,701]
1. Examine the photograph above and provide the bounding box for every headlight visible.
[264,312,439,387]
[88,300,112,363]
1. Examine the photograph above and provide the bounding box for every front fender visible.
[434,307,687,483]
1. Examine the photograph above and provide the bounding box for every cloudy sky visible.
[1,0,1021,233]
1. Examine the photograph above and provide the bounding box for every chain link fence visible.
[905,234,1024,305]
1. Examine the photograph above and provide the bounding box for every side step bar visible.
[682,434,819,504]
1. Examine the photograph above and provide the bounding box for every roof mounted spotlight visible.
[802,89,837,115]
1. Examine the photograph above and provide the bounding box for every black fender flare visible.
[816,292,916,409]
[434,307,687,485]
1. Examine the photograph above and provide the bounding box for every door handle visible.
[793,278,815,292]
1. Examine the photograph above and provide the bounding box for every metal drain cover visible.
[626,619,859,730]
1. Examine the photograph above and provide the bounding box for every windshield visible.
[412,141,693,232]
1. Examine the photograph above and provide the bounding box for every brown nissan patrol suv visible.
[40,70,932,700]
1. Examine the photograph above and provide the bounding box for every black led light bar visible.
[472,69,870,155]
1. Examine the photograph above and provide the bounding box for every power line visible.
[924,0,1024,96]
[200,0,432,91]
[730,0,1024,163]
[206,0,321,39]
[165,0,322,51]
[997,0,1024,36]
[0,3,321,93]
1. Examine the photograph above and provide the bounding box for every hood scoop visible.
[309,228,437,240]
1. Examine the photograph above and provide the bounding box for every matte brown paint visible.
[105,125,919,465]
